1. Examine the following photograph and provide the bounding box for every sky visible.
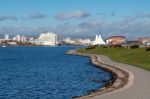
[0,0,150,39]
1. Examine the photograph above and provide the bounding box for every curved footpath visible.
[66,50,150,99]
[90,55,150,99]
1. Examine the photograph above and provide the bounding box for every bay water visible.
[0,46,112,99]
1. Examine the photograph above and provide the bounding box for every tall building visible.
[36,32,57,46]
[12,37,17,41]
[16,35,21,42]
[21,36,27,42]
[13,35,21,42]
[4,34,9,40]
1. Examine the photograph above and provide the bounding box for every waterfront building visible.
[12,37,17,41]
[8,41,17,45]
[138,37,150,46]
[4,34,9,40]
[16,35,21,42]
[105,36,126,45]
[63,37,75,45]
[0,39,3,44]
[63,37,93,45]
[13,35,21,42]
[63,37,72,44]
[93,34,106,45]
[36,32,57,46]
[77,39,92,45]
[20,36,27,42]
[27,37,34,43]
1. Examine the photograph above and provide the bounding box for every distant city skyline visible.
[0,0,150,39]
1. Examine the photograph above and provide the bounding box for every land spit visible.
[66,50,134,99]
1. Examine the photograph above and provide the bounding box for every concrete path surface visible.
[90,55,150,99]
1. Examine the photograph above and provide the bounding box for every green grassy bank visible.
[78,46,150,71]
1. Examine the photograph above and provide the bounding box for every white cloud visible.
[1,12,150,39]
[0,15,18,21]
[21,13,48,20]
[54,10,90,20]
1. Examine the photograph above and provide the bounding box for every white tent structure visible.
[93,34,106,45]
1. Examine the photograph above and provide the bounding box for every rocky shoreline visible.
[66,50,132,99]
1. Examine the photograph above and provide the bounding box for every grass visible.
[78,46,150,71]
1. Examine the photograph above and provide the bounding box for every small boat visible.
[1,44,7,47]
[2,45,7,47]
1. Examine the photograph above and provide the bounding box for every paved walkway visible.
[90,55,150,99]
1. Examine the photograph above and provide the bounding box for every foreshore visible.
[66,50,134,99]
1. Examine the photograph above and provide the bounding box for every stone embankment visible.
[66,50,134,99]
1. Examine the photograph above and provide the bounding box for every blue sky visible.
[0,0,150,38]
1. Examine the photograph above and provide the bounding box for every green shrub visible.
[130,45,139,49]
[145,47,150,51]
[103,46,108,48]
[85,46,96,50]
[114,45,123,48]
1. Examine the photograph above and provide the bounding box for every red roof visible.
[105,36,125,40]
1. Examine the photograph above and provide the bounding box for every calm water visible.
[0,46,112,99]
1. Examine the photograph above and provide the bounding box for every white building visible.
[77,39,92,45]
[63,37,93,45]
[139,37,150,45]
[83,39,93,45]
[27,37,34,43]
[12,35,21,42]
[4,34,9,40]
[13,35,21,42]
[36,32,57,46]
[8,42,17,45]
[12,37,17,41]
[16,35,21,42]
[93,34,106,45]
[20,36,27,42]
[63,37,74,44]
